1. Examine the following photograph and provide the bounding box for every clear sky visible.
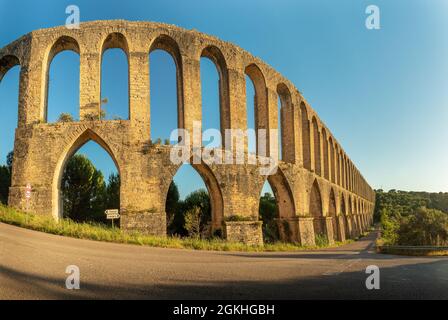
[0,0,447,199]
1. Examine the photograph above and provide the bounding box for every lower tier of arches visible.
[7,121,375,246]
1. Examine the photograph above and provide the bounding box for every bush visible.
[57,113,74,122]
[397,207,448,246]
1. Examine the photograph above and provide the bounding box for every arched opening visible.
[53,130,120,224]
[201,46,228,148]
[100,33,129,120]
[44,36,80,122]
[149,35,182,144]
[277,83,293,163]
[322,129,329,180]
[310,179,324,237]
[348,195,353,236]
[245,64,268,156]
[259,169,295,242]
[166,162,223,238]
[329,138,336,183]
[301,103,311,170]
[0,55,20,204]
[341,194,350,239]
[328,189,339,241]
[312,117,321,176]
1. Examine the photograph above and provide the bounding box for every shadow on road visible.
[2,258,448,299]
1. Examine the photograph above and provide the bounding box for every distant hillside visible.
[374,189,448,220]
[374,189,448,246]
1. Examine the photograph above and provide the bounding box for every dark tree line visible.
[0,151,14,204]
[61,154,120,223]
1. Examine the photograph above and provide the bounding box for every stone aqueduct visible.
[0,20,374,246]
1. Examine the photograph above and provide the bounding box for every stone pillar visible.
[337,215,346,242]
[313,217,334,245]
[129,50,150,141]
[224,221,263,246]
[226,68,247,152]
[276,217,315,246]
[80,52,101,120]
[266,87,279,160]
[180,55,201,147]
[345,215,353,239]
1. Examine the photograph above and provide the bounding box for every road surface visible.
[1,222,447,299]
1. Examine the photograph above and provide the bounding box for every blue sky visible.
[0,0,447,199]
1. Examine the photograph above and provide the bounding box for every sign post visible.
[105,209,120,229]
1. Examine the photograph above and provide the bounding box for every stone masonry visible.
[0,20,375,246]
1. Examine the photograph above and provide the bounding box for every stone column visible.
[226,68,247,152]
[180,55,201,147]
[224,221,263,246]
[337,215,346,242]
[129,50,150,141]
[276,217,315,246]
[79,52,101,120]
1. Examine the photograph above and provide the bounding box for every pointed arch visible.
[266,168,296,219]
[328,188,339,240]
[341,193,350,238]
[43,36,80,121]
[310,179,325,236]
[52,129,120,220]
[166,160,224,234]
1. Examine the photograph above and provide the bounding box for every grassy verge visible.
[0,205,350,252]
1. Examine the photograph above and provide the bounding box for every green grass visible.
[0,205,351,252]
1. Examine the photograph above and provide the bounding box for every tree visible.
[6,151,13,171]
[105,173,120,210]
[184,206,202,238]
[397,207,448,246]
[166,181,180,234]
[0,151,13,204]
[259,192,279,242]
[57,113,74,123]
[61,154,106,222]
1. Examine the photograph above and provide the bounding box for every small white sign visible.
[105,209,120,220]
[25,184,32,199]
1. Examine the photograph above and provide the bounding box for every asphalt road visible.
[1,222,447,299]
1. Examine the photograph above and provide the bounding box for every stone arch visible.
[329,137,335,183]
[0,54,20,82]
[276,83,294,163]
[200,45,229,143]
[266,168,296,219]
[310,179,324,235]
[341,193,350,238]
[149,34,184,130]
[52,129,121,221]
[328,188,339,241]
[300,102,311,170]
[42,36,81,121]
[312,117,321,176]
[100,32,130,119]
[165,161,224,233]
[335,146,341,186]
[322,128,329,180]
[245,63,268,155]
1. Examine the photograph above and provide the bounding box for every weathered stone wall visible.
[0,20,376,245]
